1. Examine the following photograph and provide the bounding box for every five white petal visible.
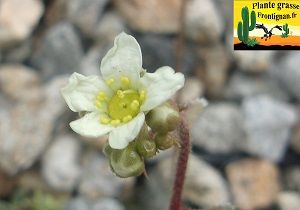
[101,32,142,90]
[109,113,145,149]
[70,112,113,138]
[140,66,185,111]
[61,73,113,112]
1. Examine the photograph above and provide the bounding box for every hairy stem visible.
[169,111,190,210]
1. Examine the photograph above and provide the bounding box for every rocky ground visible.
[0,0,300,210]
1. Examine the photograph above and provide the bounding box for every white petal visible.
[61,72,113,112]
[70,112,113,138]
[140,66,185,111]
[109,112,145,149]
[100,32,142,90]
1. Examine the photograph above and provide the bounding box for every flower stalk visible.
[169,111,190,210]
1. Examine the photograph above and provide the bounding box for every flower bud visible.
[154,133,175,150]
[146,100,180,133]
[136,138,156,158]
[135,122,156,158]
[110,144,144,178]
[102,140,113,158]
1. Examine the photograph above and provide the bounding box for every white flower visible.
[61,32,184,149]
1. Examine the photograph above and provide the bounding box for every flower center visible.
[94,77,146,126]
[108,91,140,121]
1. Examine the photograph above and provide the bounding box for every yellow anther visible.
[111,119,121,126]
[100,116,111,124]
[130,100,140,111]
[117,90,124,98]
[97,92,106,101]
[95,100,102,109]
[139,90,146,102]
[106,78,114,86]
[122,115,133,123]
[120,77,130,85]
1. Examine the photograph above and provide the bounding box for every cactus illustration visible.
[281,23,289,38]
[237,6,256,44]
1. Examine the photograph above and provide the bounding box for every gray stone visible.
[242,95,298,162]
[0,0,44,50]
[42,134,82,191]
[0,64,42,102]
[91,198,125,210]
[30,21,83,80]
[226,158,280,210]
[0,72,68,175]
[66,0,108,37]
[114,0,181,33]
[43,75,70,118]
[277,191,300,210]
[234,51,275,73]
[224,72,289,101]
[65,197,125,210]
[79,151,135,199]
[178,78,204,104]
[65,197,89,210]
[80,43,112,76]
[191,103,245,153]
[283,167,300,191]
[291,124,300,155]
[94,12,126,43]
[215,0,234,51]
[142,154,230,209]
[213,0,233,31]
[185,0,224,44]
[270,52,300,101]
[196,44,230,99]
[137,34,176,72]
[115,0,223,43]
[2,39,33,63]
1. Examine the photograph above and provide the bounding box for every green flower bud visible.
[154,133,175,150]
[102,140,113,158]
[135,122,156,158]
[136,138,156,158]
[146,100,180,133]
[110,144,144,178]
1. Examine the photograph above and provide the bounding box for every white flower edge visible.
[140,66,185,111]
[70,112,113,138]
[109,112,145,149]
[100,32,142,90]
[61,73,113,112]
[70,111,145,149]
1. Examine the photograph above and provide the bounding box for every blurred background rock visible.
[0,0,299,209]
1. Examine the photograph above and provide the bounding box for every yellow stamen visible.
[106,78,114,86]
[95,100,102,109]
[120,77,130,86]
[111,119,121,126]
[100,116,111,124]
[139,90,146,102]
[97,92,106,102]
[122,115,133,123]
[130,100,140,111]
[117,90,124,98]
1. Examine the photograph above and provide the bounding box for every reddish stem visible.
[169,111,190,210]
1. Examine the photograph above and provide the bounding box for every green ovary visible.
[108,92,140,121]
[94,77,146,126]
